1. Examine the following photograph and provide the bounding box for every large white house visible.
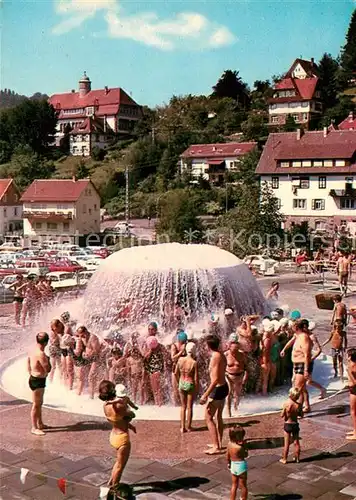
[21,179,101,244]
[268,58,322,129]
[0,179,23,236]
[180,142,257,184]
[49,72,142,155]
[256,128,356,234]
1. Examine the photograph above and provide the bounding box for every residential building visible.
[268,58,322,129]
[21,178,101,244]
[256,128,356,234]
[180,142,257,184]
[69,116,114,156]
[337,111,356,131]
[49,72,142,153]
[0,179,23,235]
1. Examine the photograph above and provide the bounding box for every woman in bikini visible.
[99,380,136,490]
[175,341,198,433]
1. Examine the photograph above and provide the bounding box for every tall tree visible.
[284,115,298,132]
[211,70,250,109]
[338,9,356,89]
[318,53,340,109]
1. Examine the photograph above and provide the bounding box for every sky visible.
[1,0,355,107]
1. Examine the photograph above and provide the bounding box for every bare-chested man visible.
[27,332,51,436]
[73,325,101,398]
[346,348,356,440]
[9,274,24,325]
[337,251,352,295]
[291,319,312,411]
[199,335,228,455]
[225,333,247,418]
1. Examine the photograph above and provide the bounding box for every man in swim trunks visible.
[331,294,347,328]
[346,348,356,441]
[200,335,228,455]
[27,332,51,436]
[225,333,247,418]
[323,319,347,381]
[74,325,101,398]
[291,319,312,411]
[9,274,24,325]
[337,251,352,295]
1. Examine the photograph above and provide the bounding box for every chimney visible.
[323,126,328,138]
[72,175,76,182]
[311,57,314,65]
[104,86,109,95]
[296,128,304,140]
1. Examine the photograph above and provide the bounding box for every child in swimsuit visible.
[280,387,303,464]
[227,425,248,500]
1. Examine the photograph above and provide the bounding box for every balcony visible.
[23,210,74,221]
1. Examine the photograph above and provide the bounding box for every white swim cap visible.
[308,321,316,331]
[279,318,289,327]
[186,342,196,356]
[224,308,234,316]
[262,318,271,328]
[270,311,280,320]
[115,384,127,397]
[271,319,280,331]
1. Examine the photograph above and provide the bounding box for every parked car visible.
[1,275,18,288]
[46,271,78,290]
[47,259,84,273]
[16,259,49,276]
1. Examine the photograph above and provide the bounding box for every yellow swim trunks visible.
[110,431,130,449]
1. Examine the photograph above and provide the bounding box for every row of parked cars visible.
[0,243,111,303]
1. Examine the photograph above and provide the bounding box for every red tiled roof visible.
[271,77,318,101]
[21,179,94,202]
[0,179,12,201]
[338,113,356,130]
[49,87,138,115]
[181,142,257,159]
[256,130,356,175]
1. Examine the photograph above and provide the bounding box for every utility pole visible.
[125,164,130,236]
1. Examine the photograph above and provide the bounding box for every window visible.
[280,161,290,168]
[323,160,333,167]
[292,161,302,167]
[35,222,42,229]
[3,208,6,217]
[318,176,326,189]
[47,222,58,230]
[335,160,346,167]
[293,199,307,209]
[345,177,354,183]
[312,199,325,210]
[94,204,97,210]
[299,177,310,189]
[302,161,311,167]
[340,198,355,209]
[14,194,18,202]
[302,113,308,121]
[276,198,282,209]
[313,160,323,167]
[88,208,92,215]
[315,221,326,230]
[83,204,87,214]
[271,116,279,124]
[271,104,277,110]
[301,102,308,108]
[271,177,279,189]
[14,207,18,216]
[63,222,70,231]
[292,114,300,122]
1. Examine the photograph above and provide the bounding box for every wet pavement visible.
[0,275,356,499]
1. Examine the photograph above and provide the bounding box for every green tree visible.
[318,53,340,109]
[0,99,57,154]
[241,113,268,141]
[76,160,90,179]
[8,149,55,190]
[156,189,203,243]
[0,140,12,164]
[156,146,179,190]
[321,95,356,127]
[284,115,298,132]
[236,148,261,186]
[211,70,250,109]
[337,9,356,89]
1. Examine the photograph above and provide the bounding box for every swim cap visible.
[262,318,271,328]
[229,333,239,344]
[279,318,289,327]
[266,323,275,333]
[149,321,158,330]
[115,384,127,398]
[186,342,196,356]
[224,308,234,316]
[177,331,188,343]
[146,335,158,350]
[61,311,70,322]
[271,319,280,331]
[308,321,316,331]
[281,304,290,315]
[270,311,280,320]
[290,310,301,320]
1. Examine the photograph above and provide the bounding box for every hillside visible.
[0,89,49,109]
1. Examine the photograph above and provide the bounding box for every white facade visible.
[181,157,241,181]
[0,205,22,235]
[261,174,356,231]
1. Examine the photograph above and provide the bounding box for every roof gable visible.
[20,179,98,203]
[181,142,257,159]
[285,58,319,79]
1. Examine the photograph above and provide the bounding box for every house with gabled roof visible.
[268,58,322,129]
[21,178,101,244]
[0,179,23,236]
